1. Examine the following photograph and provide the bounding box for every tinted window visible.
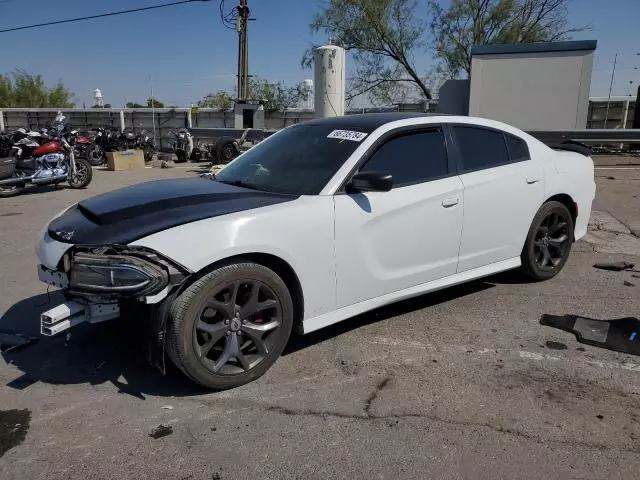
[454,126,509,171]
[505,134,530,162]
[216,124,369,195]
[359,129,448,186]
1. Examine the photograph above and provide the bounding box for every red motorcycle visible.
[70,129,105,166]
[0,114,93,197]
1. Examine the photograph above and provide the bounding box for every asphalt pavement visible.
[1,162,640,480]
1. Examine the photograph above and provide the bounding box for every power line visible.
[219,0,238,30]
[0,0,210,34]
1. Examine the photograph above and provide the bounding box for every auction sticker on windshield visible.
[327,130,368,142]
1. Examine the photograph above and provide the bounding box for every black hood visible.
[48,177,297,245]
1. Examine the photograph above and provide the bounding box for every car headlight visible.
[69,252,168,296]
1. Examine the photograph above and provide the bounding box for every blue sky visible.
[0,0,638,107]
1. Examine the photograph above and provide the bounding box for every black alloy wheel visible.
[521,201,574,280]
[167,262,294,390]
[193,279,283,374]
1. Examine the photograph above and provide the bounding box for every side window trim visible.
[448,123,516,174]
[336,124,454,193]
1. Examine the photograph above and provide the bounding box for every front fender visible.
[130,197,336,320]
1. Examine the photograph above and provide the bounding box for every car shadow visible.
[3,280,494,396]
[0,292,207,399]
[484,270,531,285]
[284,280,495,355]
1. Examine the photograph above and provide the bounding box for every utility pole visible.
[236,0,249,102]
[604,53,618,128]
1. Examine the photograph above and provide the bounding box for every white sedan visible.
[36,113,596,389]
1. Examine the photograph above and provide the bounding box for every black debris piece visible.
[541,314,640,356]
[624,281,636,287]
[0,330,38,353]
[593,261,635,272]
[545,340,568,350]
[149,424,173,439]
[597,414,604,420]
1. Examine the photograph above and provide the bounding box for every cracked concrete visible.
[583,210,640,256]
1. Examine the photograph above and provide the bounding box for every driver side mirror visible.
[346,171,393,193]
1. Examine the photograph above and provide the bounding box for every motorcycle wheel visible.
[87,145,105,166]
[143,147,155,162]
[0,178,26,198]
[67,157,93,189]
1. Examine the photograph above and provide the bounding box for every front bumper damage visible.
[40,300,120,336]
[37,243,190,372]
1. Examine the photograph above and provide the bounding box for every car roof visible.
[302,112,451,130]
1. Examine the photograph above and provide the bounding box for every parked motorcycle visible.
[118,125,156,162]
[91,126,122,155]
[169,128,193,162]
[0,114,93,197]
[69,129,105,166]
[136,128,156,162]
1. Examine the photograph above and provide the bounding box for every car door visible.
[450,125,545,272]
[333,126,464,309]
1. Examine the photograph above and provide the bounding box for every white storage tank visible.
[314,45,345,118]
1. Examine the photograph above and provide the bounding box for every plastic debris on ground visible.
[541,314,640,356]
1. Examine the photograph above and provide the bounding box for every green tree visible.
[146,98,164,108]
[0,69,74,108]
[429,0,586,78]
[125,102,145,108]
[199,90,234,109]
[249,77,310,112]
[306,0,432,104]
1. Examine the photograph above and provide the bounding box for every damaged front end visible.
[38,245,190,371]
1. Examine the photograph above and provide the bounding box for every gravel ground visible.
[1,162,640,480]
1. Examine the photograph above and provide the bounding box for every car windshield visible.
[215,124,370,195]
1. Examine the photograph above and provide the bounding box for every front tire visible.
[67,157,93,189]
[87,145,105,166]
[520,201,574,281]
[166,262,294,390]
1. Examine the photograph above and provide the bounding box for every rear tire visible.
[215,138,238,164]
[520,201,574,281]
[67,157,93,189]
[166,262,294,390]
[0,181,26,198]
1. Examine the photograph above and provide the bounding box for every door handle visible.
[526,177,542,184]
[442,197,459,208]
